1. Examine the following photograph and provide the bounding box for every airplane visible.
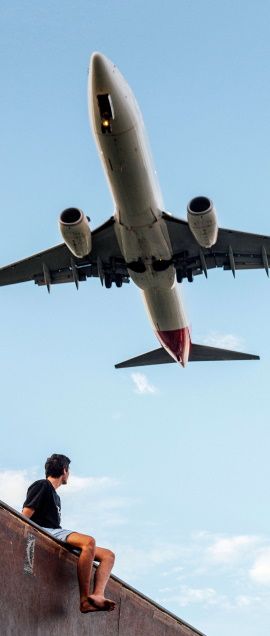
[0,51,269,368]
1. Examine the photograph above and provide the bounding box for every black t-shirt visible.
[23,479,61,529]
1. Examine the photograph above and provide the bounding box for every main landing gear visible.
[176,269,194,283]
[104,273,123,288]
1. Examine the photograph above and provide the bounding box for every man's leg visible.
[66,532,97,612]
[66,532,115,612]
[89,546,115,609]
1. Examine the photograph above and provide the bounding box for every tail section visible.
[189,343,259,362]
[115,343,259,368]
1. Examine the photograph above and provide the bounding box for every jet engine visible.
[187,196,218,248]
[59,208,92,258]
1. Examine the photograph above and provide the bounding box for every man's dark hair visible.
[45,454,71,478]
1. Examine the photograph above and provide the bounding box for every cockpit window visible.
[97,94,114,134]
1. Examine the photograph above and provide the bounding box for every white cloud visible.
[206,535,259,565]
[202,331,244,351]
[62,475,118,494]
[112,411,122,421]
[250,549,270,585]
[236,595,263,608]
[179,586,221,607]
[160,585,228,608]
[147,533,270,612]
[160,587,265,611]
[147,544,187,565]
[113,542,187,581]
[235,595,251,608]
[0,469,36,510]
[59,476,129,534]
[131,372,157,394]
[113,532,269,592]
[162,565,184,577]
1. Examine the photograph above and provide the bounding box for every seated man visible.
[22,453,115,614]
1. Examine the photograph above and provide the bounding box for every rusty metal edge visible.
[0,499,207,636]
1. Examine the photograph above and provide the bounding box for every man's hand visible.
[22,507,35,518]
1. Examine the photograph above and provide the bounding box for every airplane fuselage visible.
[89,53,190,366]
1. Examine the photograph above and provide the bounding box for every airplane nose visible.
[89,51,136,136]
[91,52,112,92]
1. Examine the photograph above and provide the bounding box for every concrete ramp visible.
[0,501,206,636]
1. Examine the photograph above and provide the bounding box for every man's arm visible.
[22,479,46,517]
[22,507,35,518]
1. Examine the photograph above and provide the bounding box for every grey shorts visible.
[41,527,73,542]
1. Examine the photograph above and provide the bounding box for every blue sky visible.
[1,2,270,635]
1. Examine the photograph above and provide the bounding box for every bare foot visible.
[80,599,102,613]
[88,594,115,611]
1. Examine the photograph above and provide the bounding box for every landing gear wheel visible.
[115,274,122,288]
[105,273,112,289]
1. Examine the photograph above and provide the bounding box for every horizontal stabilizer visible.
[115,343,259,368]
[189,343,260,362]
[115,347,173,368]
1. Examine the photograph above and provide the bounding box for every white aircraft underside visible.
[90,53,190,365]
[0,52,269,368]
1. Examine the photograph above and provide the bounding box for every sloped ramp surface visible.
[0,500,206,636]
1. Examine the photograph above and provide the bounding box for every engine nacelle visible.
[59,208,92,258]
[187,196,218,248]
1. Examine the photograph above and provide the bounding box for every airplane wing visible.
[0,217,129,290]
[162,212,270,281]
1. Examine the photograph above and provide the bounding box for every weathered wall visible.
[0,501,206,636]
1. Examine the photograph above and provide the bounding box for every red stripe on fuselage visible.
[156,327,191,367]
